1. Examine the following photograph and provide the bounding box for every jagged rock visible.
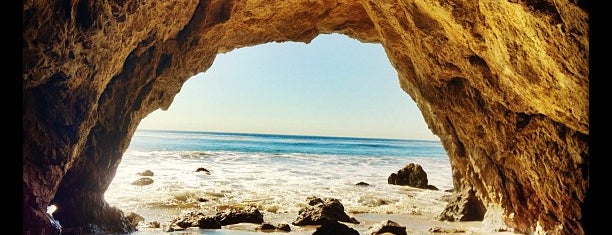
[197,197,209,202]
[171,211,205,228]
[255,223,277,231]
[169,211,221,229]
[367,220,407,235]
[437,188,486,222]
[387,163,429,189]
[312,221,359,235]
[164,225,185,232]
[22,0,589,234]
[307,196,324,206]
[197,217,223,229]
[169,208,263,229]
[277,223,291,232]
[293,197,359,226]
[214,207,264,225]
[147,221,160,228]
[196,167,211,174]
[125,212,144,227]
[428,227,466,233]
[131,177,154,186]
[255,223,292,232]
[137,170,154,176]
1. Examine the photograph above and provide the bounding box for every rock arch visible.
[23,0,588,234]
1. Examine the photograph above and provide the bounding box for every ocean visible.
[103,129,492,234]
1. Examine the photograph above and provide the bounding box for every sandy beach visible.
[132,211,516,234]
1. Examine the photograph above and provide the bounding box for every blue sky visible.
[137,34,438,141]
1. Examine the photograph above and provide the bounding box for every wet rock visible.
[356,182,369,186]
[255,223,292,232]
[312,221,359,235]
[425,185,439,190]
[197,217,223,229]
[437,188,486,222]
[306,196,324,206]
[198,197,209,202]
[147,220,160,228]
[131,177,154,186]
[444,189,454,193]
[125,212,144,227]
[255,223,277,231]
[214,207,264,225]
[137,170,154,176]
[277,223,291,232]
[387,163,429,189]
[196,167,211,174]
[367,220,406,235]
[171,211,205,228]
[428,227,466,233]
[169,211,221,229]
[164,225,185,232]
[293,197,359,226]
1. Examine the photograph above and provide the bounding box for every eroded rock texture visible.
[23,0,588,234]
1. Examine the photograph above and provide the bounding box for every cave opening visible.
[23,1,588,234]
[103,33,455,233]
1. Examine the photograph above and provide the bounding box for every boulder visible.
[197,197,209,202]
[137,170,154,176]
[277,223,291,232]
[367,220,406,235]
[255,223,276,231]
[147,221,160,228]
[169,211,221,229]
[428,227,466,233]
[214,207,264,225]
[125,212,144,227]
[197,217,223,229]
[387,163,428,188]
[312,221,359,235]
[255,223,292,232]
[196,167,211,174]
[293,197,359,226]
[131,177,153,186]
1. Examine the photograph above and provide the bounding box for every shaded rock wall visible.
[23,0,588,234]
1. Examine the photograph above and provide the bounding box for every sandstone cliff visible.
[23,0,588,234]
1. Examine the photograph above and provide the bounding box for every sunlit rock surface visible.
[23,0,588,234]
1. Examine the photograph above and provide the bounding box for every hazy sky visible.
[138,34,439,141]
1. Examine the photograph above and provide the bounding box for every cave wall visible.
[22,0,588,234]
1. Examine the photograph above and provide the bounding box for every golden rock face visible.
[22,0,588,234]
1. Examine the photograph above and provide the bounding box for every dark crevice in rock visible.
[516,112,532,130]
[573,0,589,13]
[156,53,172,76]
[75,0,94,29]
[58,0,72,20]
[177,0,208,45]
[177,0,233,46]
[523,0,563,24]
[468,55,487,67]
[437,188,486,222]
